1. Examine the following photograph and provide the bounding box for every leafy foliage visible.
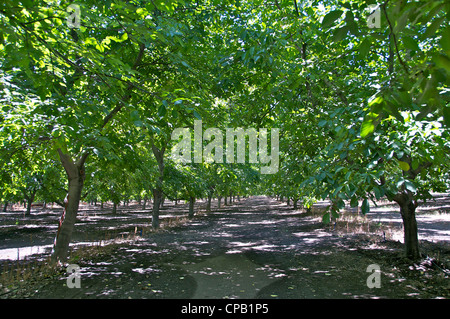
[0,0,448,260]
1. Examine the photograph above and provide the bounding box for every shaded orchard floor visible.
[0,196,449,299]
[0,200,203,260]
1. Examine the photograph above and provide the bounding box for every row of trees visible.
[257,0,450,260]
[1,0,449,262]
[0,143,261,213]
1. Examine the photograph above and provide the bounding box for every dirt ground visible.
[0,196,449,299]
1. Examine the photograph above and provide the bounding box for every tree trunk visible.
[206,193,212,212]
[26,197,32,216]
[394,191,421,260]
[52,173,84,262]
[52,150,87,263]
[224,196,227,206]
[112,202,117,214]
[152,188,162,229]
[293,199,298,210]
[218,196,222,208]
[400,202,420,260]
[24,191,36,216]
[143,197,147,210]
[151,144,165,229]
[160,194,165,208]
[188,196,195,218]
[2,202,7,212]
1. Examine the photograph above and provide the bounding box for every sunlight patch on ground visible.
[0,244,52,261]
[131,267,160,274]
[292,230,332,244]
[224,223,244,228]
[209,231,234,238]
[247,220,282,226]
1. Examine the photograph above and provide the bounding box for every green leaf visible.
[318,120,327,127]
[335,198,345,210]
[393,10,409,34]
[360,120,375,138]
[181,61,191,69]
[443,106,450,128]
[440,26,450,54]
[402,36,419,52]
[322,10,343,28]
[350,196,359,207]
[368,96,384,108]
[411,159,419,171]
[373,186,382,200]
[331,209,340,219]
[332,26,348,42]
[398,160,410,171]
[193,110,202,120]
[358,38,373,59]
[404,180,417,193]
[361,198,370,215]
[158,104,166,117]
[434,54,450,73]
[322,212,331,224]
[422,16,445,40]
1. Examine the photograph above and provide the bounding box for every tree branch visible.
[382,2,410,75]
[101,42,146,129]
[56,149,77,180]
[321,77,348,106]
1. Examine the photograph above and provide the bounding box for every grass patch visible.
[0,257,65,298]
[304,206,403,242]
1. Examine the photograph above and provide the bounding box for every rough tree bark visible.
[151,144,165,229]
[152,188,162,229]
[24,190,36,216]
[188,196,195,218]
[206,191,213,212]
[51,150,88,263]
[393,191,421,260]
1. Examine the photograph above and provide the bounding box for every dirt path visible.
[2,196,449,299]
